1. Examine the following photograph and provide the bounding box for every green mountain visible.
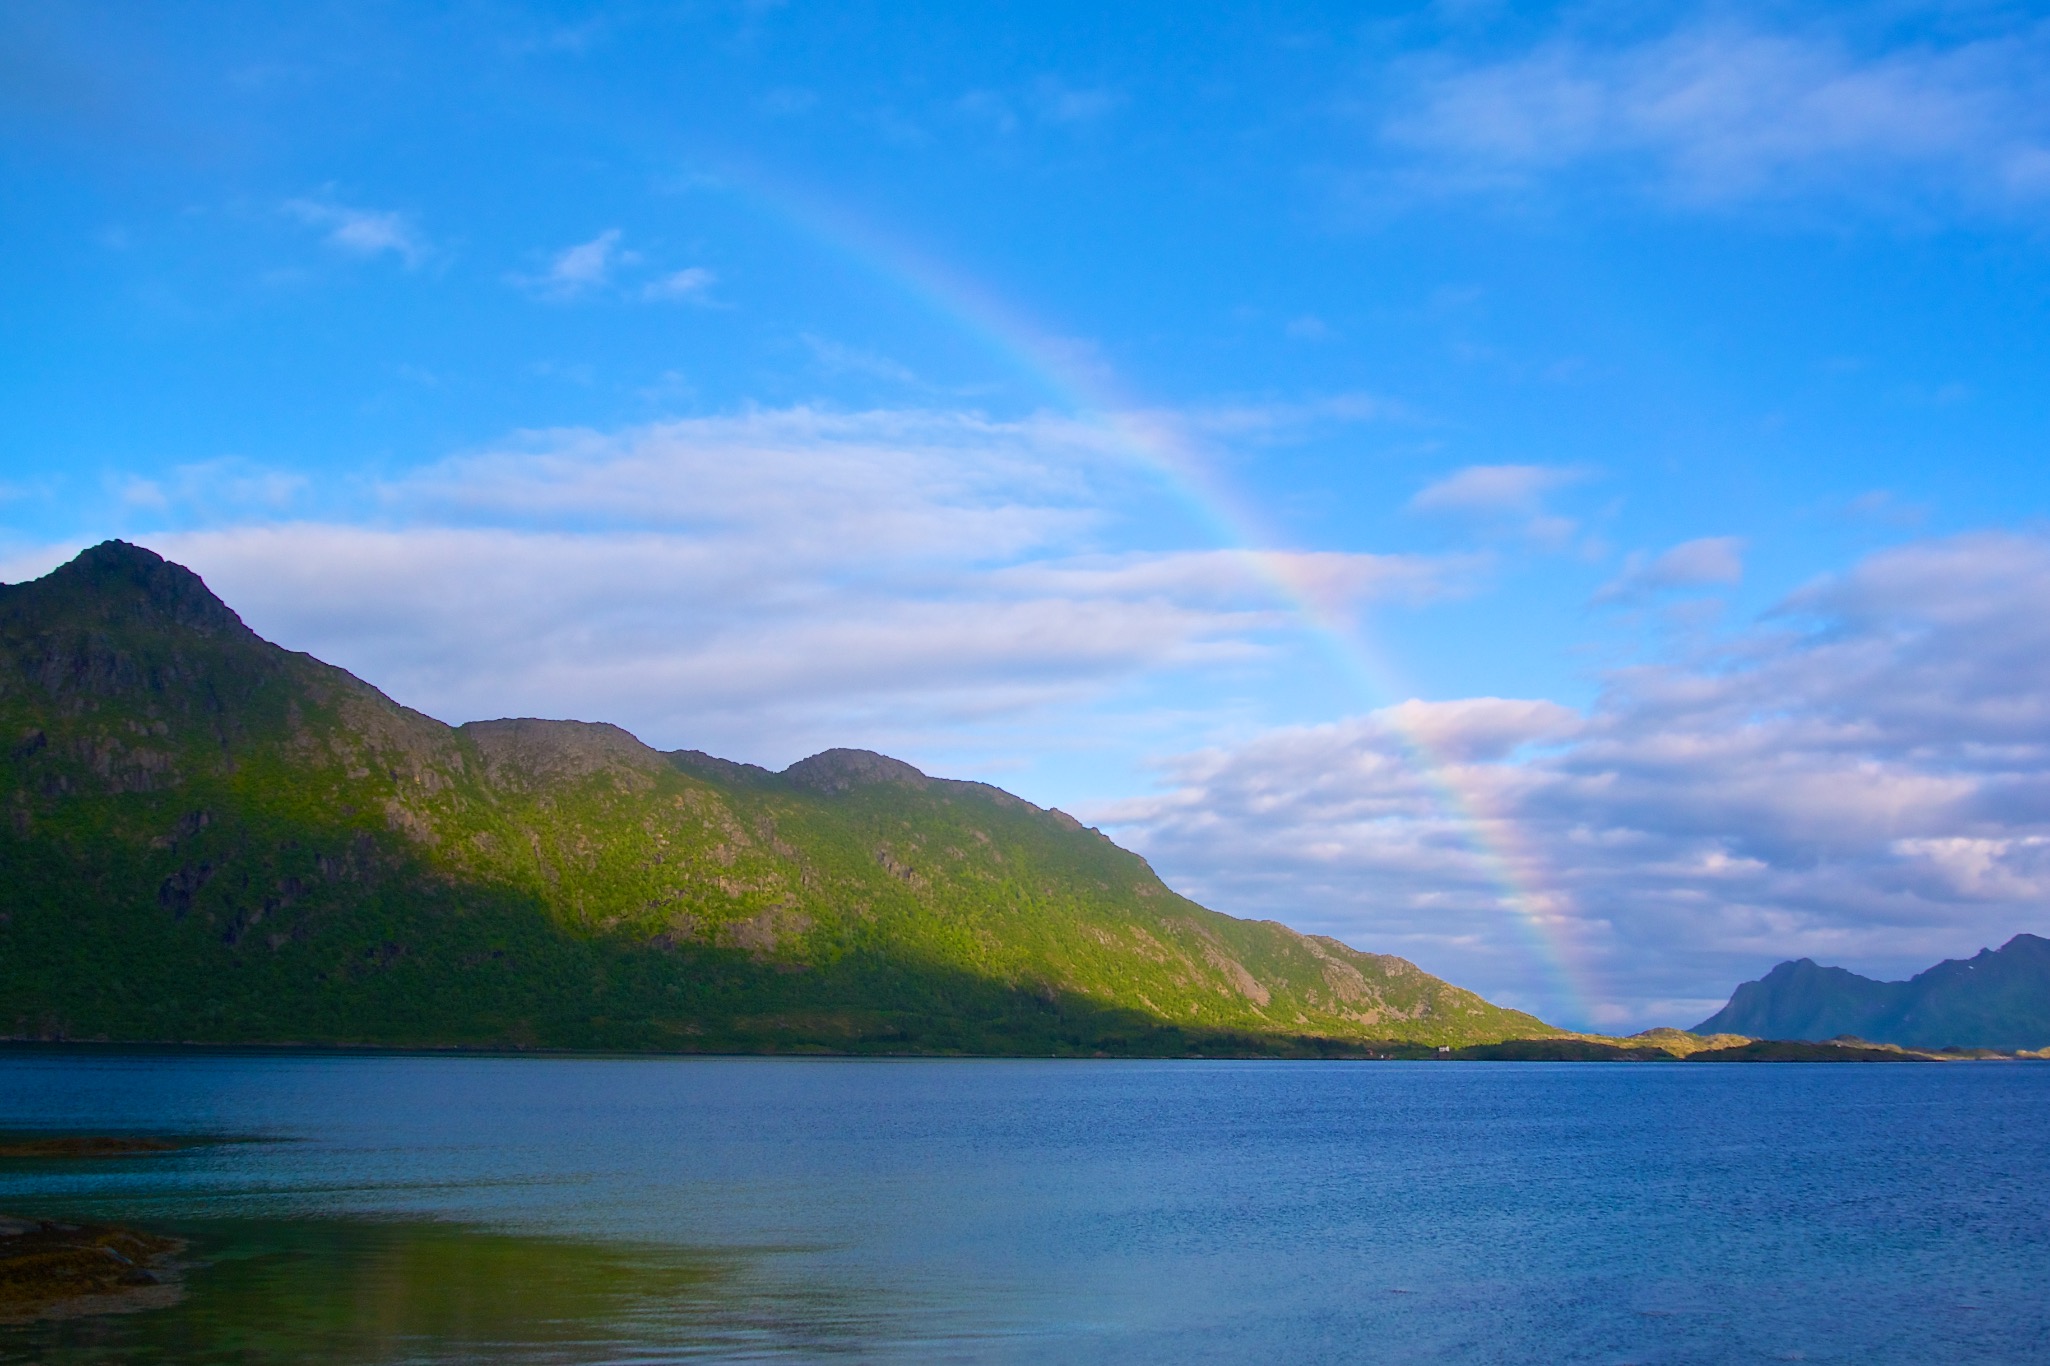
[0,542,1558,1055]
[1696,934,2050,1050]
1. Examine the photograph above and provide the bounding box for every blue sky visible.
[8,1,2050,1028]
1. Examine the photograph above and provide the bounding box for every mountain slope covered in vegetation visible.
[0,541,1560,1054]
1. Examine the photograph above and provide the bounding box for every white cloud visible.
[641,266,717,302]
[1380,20,2050,213]
[516,233,714,303]
[114,476,168,510]
[958,79,1121,133]
[106,459,306,517]
[998,548,1472,616]
[1096,530,2050,1031]
[1411,463,1580,514]
[1594,535,1744,603]
[392,407,1098,559]
[1410,463,1584,548]
[1375,696,1582,760]
[551,230,625,287]
[1176,392,1407,439]
[283,198,427,266]
[161,525,1277,735]
[102,407,1470,771]
[801,334,919,385]
[518,229,636,298]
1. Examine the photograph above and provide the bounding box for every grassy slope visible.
[0,543,1559,1053]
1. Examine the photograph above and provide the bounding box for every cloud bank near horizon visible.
[8,405,1457,772]
[1094,530,2050,1028]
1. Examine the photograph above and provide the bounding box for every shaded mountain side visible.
[1696,934,2050,1050]
[1694,960,1905,1043]
[0,541,1560,1053]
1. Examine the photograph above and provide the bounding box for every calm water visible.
[1,1053,2046,1363]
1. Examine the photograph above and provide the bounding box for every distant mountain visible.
[0,541,1559,1054]
[1696,935,2050,1049]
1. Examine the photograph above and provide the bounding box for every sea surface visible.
[0,1053,2046,1364]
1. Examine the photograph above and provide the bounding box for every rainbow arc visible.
[703,163,1599,1024]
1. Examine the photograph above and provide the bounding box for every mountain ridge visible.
[1696,934,2050,1049]
[0,541,1559,1054]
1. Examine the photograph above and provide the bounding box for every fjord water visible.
[2,1055,2046,1363]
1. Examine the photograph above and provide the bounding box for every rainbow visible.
[699,163,1600,1027]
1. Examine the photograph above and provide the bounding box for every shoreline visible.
[0,1036,2042,1063]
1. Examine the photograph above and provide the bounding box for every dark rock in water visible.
[1696,934,2050,1050]
[0,1136,180,1159]
[0,1215,184,1322]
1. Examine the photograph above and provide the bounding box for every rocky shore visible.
[0,1215,184,1322]
[0,1136,190,1322]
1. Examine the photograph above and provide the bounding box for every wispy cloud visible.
[957,78,1122,134]
[1594,535,1744,604]
[1411,463,1577,514]
[1377,20,2050,214]
[517,228,634,298]
[517,230,717,303]
[105,458,307,517]
[640,266,717,302]
[955,89,1019,134]
[801,334,919,385]
[1410,463,1584,548]
[1034,78,1121,126]
[1161,393,1405,444]
[283,197,427,265]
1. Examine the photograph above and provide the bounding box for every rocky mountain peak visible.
[3,541,255,642]
[781,748,930,794]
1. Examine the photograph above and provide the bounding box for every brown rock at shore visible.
[0,1216,185,1322]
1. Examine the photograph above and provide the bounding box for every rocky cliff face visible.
[0,541,1559,1053]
